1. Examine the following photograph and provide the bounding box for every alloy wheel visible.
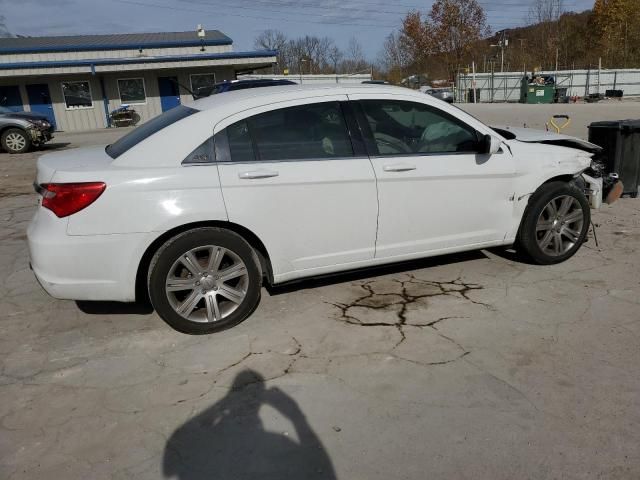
[535,195,585,256]
[165,245,249,323]
[6,132,26,152]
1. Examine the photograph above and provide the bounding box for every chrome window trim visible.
[213,155,369,165]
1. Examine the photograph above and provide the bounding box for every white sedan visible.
[27,85,619,334]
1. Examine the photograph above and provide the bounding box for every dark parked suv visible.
[0,106,54,153]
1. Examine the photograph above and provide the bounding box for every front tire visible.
[148,228,262,334]
[517,181,590,265]
[1,128,31,154]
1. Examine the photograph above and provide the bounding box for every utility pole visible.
[491,30,508,73]
[472,61,477,103]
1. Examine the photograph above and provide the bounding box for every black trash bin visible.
[467,88,481,103]
[554,87,568,103]
[588,120,640,197]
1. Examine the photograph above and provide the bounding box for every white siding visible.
[52,76,107,130]
[0,66,244,131]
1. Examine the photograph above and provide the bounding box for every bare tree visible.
[0,15,13,38]
[327,46,344,74]
[254,29,287,51]
[254,29,288,73]
[284,35,336,74]
[527,0,564,69]
[529,0,564,24]
[379,32,411,83]
[342,37,368,73]
[429,0,490,78]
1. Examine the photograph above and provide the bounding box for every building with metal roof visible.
[0,29,276,131]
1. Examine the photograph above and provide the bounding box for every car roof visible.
[189,84,429,111]
[114,83,498,168]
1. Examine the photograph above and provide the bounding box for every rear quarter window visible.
[106,106,199,159]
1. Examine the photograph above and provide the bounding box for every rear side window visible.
[183,137,214,164]
[106,105,199,159]
[249,102,353,161]
[216,102,354,162]
[213,120,256,162]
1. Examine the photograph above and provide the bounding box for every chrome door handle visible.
[238,170,279,179]
[383,163,416,172]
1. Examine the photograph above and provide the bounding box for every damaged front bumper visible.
[27,126,54,146]
[581,171,623,209]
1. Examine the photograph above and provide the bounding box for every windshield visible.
[0,106,14,114]
[106,105,199,159]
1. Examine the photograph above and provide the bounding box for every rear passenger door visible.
[215,97,378,282]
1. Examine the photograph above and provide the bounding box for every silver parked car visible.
[0,106,54,153]
[424,87,454,103]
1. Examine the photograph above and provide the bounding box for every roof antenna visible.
[197,24,206,52]
[168,78,196,100]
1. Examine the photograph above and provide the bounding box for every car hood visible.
[491,126,602,154]
[1,111,49,122]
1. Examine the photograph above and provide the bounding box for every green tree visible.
[592,0,640,67]
[397,0,489,79]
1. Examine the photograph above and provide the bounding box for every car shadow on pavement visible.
[162,369,336,480]
[38,142,71,151]
[73,251,494,315]
[75,300,154,315]
[268,249,488,295]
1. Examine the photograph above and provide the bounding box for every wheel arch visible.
[0,124,27,134]
[524,173,581,208]
[135,220,273,303]
[514,173,584,243]
[0,125,28,143]
[540,173,577,186]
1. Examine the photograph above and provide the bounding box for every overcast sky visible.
[1,0,595,58]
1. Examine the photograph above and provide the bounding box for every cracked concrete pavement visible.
[1,118,640,479]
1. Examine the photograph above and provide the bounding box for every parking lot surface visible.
[1,105,640,479]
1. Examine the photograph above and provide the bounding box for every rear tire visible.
[517,181,590,265]
[1,128,31,154]
[148,227,262,334]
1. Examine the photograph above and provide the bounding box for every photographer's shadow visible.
[163,369,336,480]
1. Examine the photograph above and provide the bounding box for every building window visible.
[190,73,216,96]
[61,81,93,109]
[117,78,146,104]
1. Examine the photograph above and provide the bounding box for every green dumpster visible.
[520,76,555,104]
[522,85,554,104]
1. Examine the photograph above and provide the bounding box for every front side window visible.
[360,100,478,156]
[248,102,353,161]
[117,78,146,104]
[61,81,92,109]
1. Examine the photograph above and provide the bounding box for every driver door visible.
[348,95,517,260]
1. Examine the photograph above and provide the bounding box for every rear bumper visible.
[27,207,148,302]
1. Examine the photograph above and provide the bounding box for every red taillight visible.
[40,182,106,218]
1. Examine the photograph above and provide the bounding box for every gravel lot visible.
[1,104,639,480]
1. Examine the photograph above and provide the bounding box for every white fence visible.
[457,68,640,102]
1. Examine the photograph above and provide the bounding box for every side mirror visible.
[480,134,502,155]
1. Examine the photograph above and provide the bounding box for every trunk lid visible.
[36,145,113,184]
